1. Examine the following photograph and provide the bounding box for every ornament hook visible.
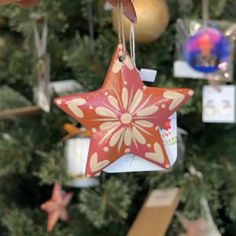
[117,1,126,58]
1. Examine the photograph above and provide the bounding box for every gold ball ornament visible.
[112,0,170,43]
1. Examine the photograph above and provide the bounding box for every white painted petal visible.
[112,60,122,74]
[124,128,132,146]
[132,126,146,145]
[90,153,110,173]
[99,125,119,144]
[95,107,117,118]
[109,128,124,147]
[136,106,159,117]
[118,129,125,151]
[135,95,152,114]
[163,91,185,110]
[145,143,165,164]
[75,98,86,105]
[135,120,154,128]
[108,96,120,110]
[129,89,143,113]
[99,122,121,131]
[68,106,83,118]
[122,88,128,109]
[67,98,86,118]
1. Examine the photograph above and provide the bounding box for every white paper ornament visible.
[202,85,236,123]
[65,138,99,188]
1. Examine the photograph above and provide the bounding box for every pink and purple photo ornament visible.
[184,27,229,73]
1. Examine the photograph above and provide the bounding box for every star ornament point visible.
[54,45,194,177]
[40,182,73,232]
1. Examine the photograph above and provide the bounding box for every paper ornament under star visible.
[0,0,39,8]
[54,44,194,177]
[107,0,137,23]
[41,182,73,232]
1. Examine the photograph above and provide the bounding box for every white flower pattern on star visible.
[95,87,159,151]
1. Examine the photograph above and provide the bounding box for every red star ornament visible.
[0,0,39,8]
[107,0,137,23]
[54,45,194,177]
[41,182,73,232]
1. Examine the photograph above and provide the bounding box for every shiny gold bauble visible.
[112,0,170,43]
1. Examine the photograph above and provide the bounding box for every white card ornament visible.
[65,138,99,188]
[202,85,236,123]
[140,69,157,83]
[174,60,206,79]
[50,80,83,95]
[104,113,177,173]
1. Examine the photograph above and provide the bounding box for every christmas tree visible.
[0,0,236,235]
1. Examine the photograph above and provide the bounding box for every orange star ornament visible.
[107,0,137,23]
[54,45,194,177]
[0,0,39,8]
[41,182,73,232]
